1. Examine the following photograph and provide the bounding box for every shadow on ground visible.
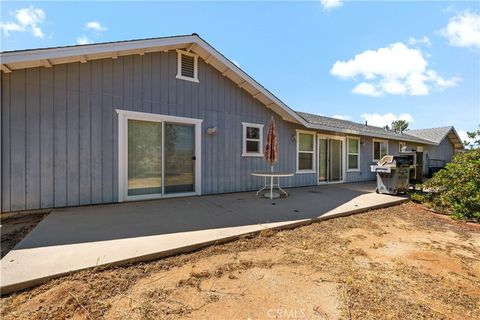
[14,182,374,250]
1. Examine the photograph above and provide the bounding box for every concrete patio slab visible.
[1,182,407,294]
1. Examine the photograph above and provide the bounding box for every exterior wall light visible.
[207,127,218,135]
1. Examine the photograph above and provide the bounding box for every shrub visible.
[416,149,480,221]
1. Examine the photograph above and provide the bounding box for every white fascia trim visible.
[194,37,308,126]
[2,34,307,126]
[0,35,199,64]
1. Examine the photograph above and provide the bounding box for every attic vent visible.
[176,50,199,83]
[181,54,195,78]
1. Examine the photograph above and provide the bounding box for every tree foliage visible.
[390,120,409,133]
[413,149,480,221]
[463,125,480,149]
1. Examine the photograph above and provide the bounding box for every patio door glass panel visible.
[329,139,343,182]
[318,138,328,182]
[127,120,162,196]
[318,137,344,183]
[164,123,195,194]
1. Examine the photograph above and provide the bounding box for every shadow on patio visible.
[15,182,376,250]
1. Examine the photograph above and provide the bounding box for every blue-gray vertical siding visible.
[1,51,316,212]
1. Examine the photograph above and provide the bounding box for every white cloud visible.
[332,114,352,121]
[458,130,475,147]
[441,11,480,48]
[0,6,45,38]
[232,60,240,67]
[321,0,343,10]
[352,83,381,97]
[330,42,461,96]
[85,21,107,32]
[408,36,431,46]
[76,35,92,45]
[360,113,414,128]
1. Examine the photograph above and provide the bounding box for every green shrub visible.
[417,149,480,221]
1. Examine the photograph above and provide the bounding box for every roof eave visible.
[0,34,308,126]
[304,123,435,145]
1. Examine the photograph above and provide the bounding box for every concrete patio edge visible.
[1,195,408,295]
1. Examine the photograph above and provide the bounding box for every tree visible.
[391,120,409,133]
[463,125,480,149]
[412,149,480,221]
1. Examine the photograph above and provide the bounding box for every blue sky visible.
[1,1,479,141]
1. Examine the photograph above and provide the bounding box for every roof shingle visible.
[296,111,433,144]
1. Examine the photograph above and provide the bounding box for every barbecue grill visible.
[370,155,411,195]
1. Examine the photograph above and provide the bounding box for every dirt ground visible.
[1,202,479,319]
[1,213,49,258]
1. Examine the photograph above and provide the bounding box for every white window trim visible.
[242,122,264,157]
[372,139,389,161]
[399,141,407,152]
[296,129,316,174]
[116,109,203,202]
[176,49,199,83]
[347,136,360,172]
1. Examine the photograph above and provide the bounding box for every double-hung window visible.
[399,142,407,152]
[242,123,263,157]
[347,137,360,171]
[297,131,315,172]
[373,139,388,161]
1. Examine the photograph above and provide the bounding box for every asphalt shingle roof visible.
[296,111,433,144]
[406,126,454,144]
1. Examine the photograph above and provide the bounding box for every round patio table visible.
[251,171,294,199]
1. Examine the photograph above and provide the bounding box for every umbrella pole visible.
[270,165,273,199]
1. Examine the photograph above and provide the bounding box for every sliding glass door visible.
[329,139,343,182]
[318,136,344,183]
[125,118,196,199]
[128,120,163,196]
[164,123,195,194]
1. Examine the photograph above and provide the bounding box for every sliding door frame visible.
[116,109,203,202]
[317,134,346,185]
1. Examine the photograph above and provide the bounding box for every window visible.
[176,50,199,83]
[399,142,407,152]
[297,131,315,172]
[347,137,360,171]
[373,139,388,161]
[242,123,263,157]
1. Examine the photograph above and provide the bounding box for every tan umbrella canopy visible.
[264,116,279,171]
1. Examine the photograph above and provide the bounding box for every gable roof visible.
[296,112,435,144]
[0,34,305,124]
[407,126,463,149]
[0,34,454,146]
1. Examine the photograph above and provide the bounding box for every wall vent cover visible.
[181,53,195,78]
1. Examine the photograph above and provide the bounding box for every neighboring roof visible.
[408,126,464,149]
[296,112,435,145]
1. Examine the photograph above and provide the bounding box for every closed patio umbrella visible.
[264,116,278,171]
[264,116,279,199]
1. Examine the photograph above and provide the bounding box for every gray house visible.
[0,34,463,212]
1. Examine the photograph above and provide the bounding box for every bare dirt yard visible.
[1,212,49,259]
[1,202,479,319]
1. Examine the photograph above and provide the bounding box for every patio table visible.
[251,171,294,199]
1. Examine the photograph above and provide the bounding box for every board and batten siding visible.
[1,51,316,212]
